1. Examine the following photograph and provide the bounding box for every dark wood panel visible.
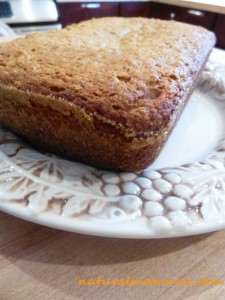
[214,14,225,48]
[149,3,179,20]
[178,8,215,29]
[58,3,119,27]
[149,2,215,30]
[120,2,150,17]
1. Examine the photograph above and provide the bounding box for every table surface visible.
[153,0,225,14]
[1,211,225,300]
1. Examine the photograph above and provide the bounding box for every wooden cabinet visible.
[58,3,119,27]
[149,3,216,30]
[120,2,150,18]
[214,15,225,49]
[149,3,179,20]
[177,7,215,29]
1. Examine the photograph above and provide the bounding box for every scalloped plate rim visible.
[2,202,225,239]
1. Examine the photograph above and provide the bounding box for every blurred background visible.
[0,0,224,48]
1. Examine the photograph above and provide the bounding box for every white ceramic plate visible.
[1,48,225,238]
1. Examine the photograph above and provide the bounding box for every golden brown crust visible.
[0,84,167,171]
[0,17,216,171]
[0,18,216,136]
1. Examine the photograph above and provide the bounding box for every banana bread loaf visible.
[0,17,216,171]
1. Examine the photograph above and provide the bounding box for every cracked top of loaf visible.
[0,17,216,137]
